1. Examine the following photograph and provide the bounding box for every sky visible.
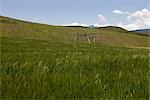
[1,0,150,30]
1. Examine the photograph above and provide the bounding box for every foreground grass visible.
[0,36,149,99]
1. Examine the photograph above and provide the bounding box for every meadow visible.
[0,16,150,99]
[1,36,149,99]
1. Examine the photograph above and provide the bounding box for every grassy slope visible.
[1,36,149,99]
[0,16,149,47]
[0,16,150,99]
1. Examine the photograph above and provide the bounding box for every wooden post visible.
[74,33,95,43]
[84,33,87,40]
[93,34,96,43]
[87,35,91,43]
[74,33,78,42]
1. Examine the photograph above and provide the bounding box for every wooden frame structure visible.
[74,33,96,43]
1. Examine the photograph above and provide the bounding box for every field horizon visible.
[1,16,150,48]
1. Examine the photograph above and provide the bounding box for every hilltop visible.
[97,26,127,32]
[0,16,149,47]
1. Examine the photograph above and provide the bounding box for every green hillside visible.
[0,16,149,99]
[0,16,149,47]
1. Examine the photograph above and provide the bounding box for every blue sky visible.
[1,0,150,30]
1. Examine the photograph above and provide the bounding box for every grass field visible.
[0,16,150,99]
[0,16,149,47]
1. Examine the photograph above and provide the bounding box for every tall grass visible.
[0,36,149,99]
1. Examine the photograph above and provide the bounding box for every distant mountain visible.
[133,29,150,33]
[88,25,96,29]
[131,29,150,36]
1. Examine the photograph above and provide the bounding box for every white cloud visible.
[93,23,111,27]
[117,20,150,30]
[64,22,88,27]
[91,14,109,27]
[63,9,150,30]
[112,10,129,15]
[113,9,150,30]
[97,14,106,23]
[127,8,150,26]
[117,22,139,30]
[113,10,124,15]
[32,18,38,22]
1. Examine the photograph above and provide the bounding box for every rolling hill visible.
[0,16,149,47]
[98,26,128,33]
[131,29,150,36]
[133,29,150,33]
[1,16,149,99]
